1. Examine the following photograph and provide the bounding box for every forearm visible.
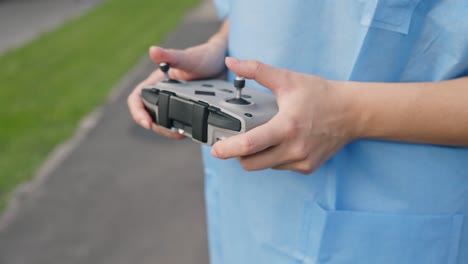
[336,77,468,146]
[207,19,229,49]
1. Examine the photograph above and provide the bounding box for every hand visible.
[127,40,227,138]
[211,58,358,174]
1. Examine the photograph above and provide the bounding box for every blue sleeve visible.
[213,0,230,20]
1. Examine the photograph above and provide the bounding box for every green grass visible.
[0,0,199,209]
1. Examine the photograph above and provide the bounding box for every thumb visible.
[149,46,196,71]
[225,57,288,95]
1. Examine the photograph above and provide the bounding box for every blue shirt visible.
[203,1,468,263]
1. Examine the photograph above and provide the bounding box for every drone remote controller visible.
[141,63,278,145]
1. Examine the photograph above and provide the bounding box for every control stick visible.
[159,62,180,83]
[226,77,250,105]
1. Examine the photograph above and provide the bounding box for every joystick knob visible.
[226,77,250,105]
[159,62,180,83]
[234,77,245,99]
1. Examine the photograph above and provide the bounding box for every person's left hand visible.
[210,57,359,174]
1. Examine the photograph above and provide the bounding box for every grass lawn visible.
[0,0,199,210]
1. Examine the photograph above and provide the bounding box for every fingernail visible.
[211,147,219,158]
[226,57,239,65]
[141,119,150,130]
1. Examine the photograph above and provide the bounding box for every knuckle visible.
[239,137,255,154]
[283,119,300,139]
[289,145,309,161]
[251,60,264,76]
[253,60,262,70]
[295,162,315,175]
[294,159,317,175]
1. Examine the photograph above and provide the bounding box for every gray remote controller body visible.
[141,79,278,145]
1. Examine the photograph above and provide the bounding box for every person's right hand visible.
[127,40,227,139]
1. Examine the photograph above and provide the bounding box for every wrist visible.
[208,33,228,51]
[328,80,366,142]
[208,19,229,50]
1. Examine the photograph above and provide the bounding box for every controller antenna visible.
[226,77,250,105]
[159,62,180,83]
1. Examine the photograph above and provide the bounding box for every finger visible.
[237,144,293,171]
[127,71,164,129]
[225,57,289,96]
[151,124,185,140]
[272,150,333,175]
[272,160,317,175]
[149,46,197,72]
[211,116,284,159]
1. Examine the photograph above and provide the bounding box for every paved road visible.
[0,0,103,55]
[0,1,219,263]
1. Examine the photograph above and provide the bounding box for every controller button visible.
[202,84,214,88]
[162,79,182,83]
[195,90,216,96]
[219,88,233,93]
[244,113,253,117]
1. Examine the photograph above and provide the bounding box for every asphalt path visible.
[0,0,103,55]
[0,1,220,263]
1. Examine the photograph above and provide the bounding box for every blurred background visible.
[0,0,220,263]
